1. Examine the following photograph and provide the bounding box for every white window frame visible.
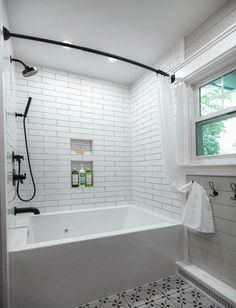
[190,65,236,166]
[174,22,236,174]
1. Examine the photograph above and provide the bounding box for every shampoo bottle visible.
[79,165,86,187]
[85,169,93,187]
[71,169,79,187]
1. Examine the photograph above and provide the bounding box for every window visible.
[195,69,236,157]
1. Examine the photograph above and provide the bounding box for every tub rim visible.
[9,205,182,252]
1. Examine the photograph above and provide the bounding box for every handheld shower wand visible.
[24,96,32,117]
[15,96,36,202]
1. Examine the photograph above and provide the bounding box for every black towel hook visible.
[230,183,236,201]
[209,181,218,197]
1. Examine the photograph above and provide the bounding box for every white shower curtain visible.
[157,75,215,233]
[157,75,186,192]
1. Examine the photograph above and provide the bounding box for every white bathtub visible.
[9,205,185,308]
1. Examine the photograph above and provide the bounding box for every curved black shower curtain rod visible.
[3,27,175,83]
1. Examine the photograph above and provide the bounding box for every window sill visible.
[178,162,236,176]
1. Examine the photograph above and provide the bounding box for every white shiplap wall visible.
[186,175,236,289]
[15,66,132,212]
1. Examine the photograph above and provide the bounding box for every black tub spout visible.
[14,206,40,215]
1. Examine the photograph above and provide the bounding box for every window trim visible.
[173,23,236,174]
[191,65,236,163]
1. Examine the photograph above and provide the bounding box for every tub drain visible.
[64,228,69,233]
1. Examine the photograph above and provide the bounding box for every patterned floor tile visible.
[154,276,192,296]
[120,283,163,307]
[168,287,222,308]
[76,275,223,308]
[79,294,128,308]
[139,296,176,308]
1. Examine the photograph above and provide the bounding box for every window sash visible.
[191,66,236,160]
[194,66,236,122]
[199,69,236,117]
[195,111,236,157]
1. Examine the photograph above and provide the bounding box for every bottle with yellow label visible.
[85,169,93,187]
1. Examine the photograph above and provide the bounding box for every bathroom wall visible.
[130,2,236,289]
[14,66,131,212]
[3,0,236,301]
[184,0,236,289]
[130,0,236,229]
[0,0,18,306]
[186,175,236,289]
[130,45,184,221]
[185,0,236,57]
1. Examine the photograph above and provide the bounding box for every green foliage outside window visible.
[198,83,226,155]
[197,70,236,156]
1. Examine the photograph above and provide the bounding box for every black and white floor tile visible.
[77,275,222,308]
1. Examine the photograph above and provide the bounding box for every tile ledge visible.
[176,260,236,305]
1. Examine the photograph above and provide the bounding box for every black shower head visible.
[10,56,38,77]
[22,66,38,77]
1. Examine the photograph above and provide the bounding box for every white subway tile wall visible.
[15,66,132,212]
[13,44,185,221]
[130,48,184,221]
[12,42,184,221]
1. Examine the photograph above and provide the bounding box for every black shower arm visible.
[3,27,175,83]
[10,56,27,68]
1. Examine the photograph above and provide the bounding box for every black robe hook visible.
[209,181,218,197]
[230,183,236,201]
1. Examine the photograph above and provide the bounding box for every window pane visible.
[222,70,236,109]
[196,111,236,156]
[199,70,236,117]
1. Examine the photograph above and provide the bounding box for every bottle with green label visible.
[79,165,86,187]
[85,169,93,187]
[71,169,79,187]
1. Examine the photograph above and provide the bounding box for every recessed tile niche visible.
[70,139,93,156]
[70,139,93,188]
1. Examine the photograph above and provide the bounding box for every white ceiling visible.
[5,0,226,84]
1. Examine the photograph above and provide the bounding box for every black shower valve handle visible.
[16,155,24,162]
[13,170,27,186]
[20,173,27,184]
[12,152,24,163]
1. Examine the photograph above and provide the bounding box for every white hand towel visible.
[182,181,215,233]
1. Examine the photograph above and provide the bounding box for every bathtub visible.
[9,205,185,308]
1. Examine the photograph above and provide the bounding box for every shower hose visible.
[16,115,36,201]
